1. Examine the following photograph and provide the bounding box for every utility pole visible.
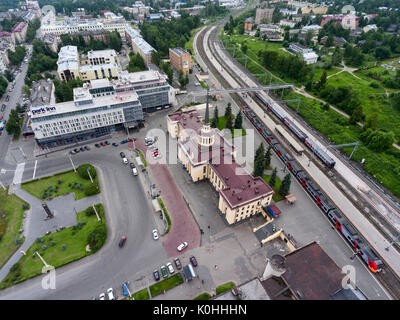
[35,251,54,273]
[68,155,77,173]
[87,168,93,183]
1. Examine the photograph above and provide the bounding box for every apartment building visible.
[11,22,28,42]
[57,46,121,82]
[169,48,191,75]
[125,26,155,66]
[255,8,274,25]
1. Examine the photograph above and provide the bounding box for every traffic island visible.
[21,164,100,201]
[149,273,184,298]
[0,203,107,290]
[0,188,30,268]
[216,281,236,295]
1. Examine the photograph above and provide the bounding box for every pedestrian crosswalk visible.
[12,162,25,185]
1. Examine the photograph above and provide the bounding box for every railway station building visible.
[167,106,274,225]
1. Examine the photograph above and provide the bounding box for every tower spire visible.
[205,87,210,124]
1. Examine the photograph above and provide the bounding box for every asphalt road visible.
[0,45,31,168]
[0,150,167,300]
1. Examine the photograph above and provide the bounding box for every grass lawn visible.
[0,204,106,290]
[157,197,171,234]
[185,26,203,53]
[149,273,184,297]
[282,90,400,198]
[137,149,148,167]
[194,292,211,300]
[216,281,236,295]
[263,174,285,202]
[21,168,100,201]
[0,188,30,268]
[132,288,150,300]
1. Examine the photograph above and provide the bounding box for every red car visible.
[100,142,106,146]
[127,138,137,142]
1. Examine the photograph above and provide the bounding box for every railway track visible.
[196,23,400,299]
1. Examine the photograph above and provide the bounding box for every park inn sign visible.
[31,106,57,116]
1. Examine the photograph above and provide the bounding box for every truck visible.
[265,205,281,219]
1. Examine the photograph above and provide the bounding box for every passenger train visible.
[254,92,336,168]
[241,104,382,273]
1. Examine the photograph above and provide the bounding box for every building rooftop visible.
[57,45,79,73]
[12,21,27,33]
[170,47,190,57]
[214,278,271,300]
[30,79,54,108]
[79,62,118,73]
[132,35,155,54]
[115,70,166,86]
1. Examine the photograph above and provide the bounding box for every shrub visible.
[84,184,100,196]
[50,241,56,247]
[42,245,47,250]
[77,164,97,180]
[85,206,95,216]
[57,180,62,184]
[15,238,22,245]
[10,262,20,272]
[36,238,43,243]
[22,204,29,210]
[87,224,107,253]
[61,244,67,251]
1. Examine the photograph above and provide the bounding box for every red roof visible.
[12,22,27,33]
[0,32,12,37]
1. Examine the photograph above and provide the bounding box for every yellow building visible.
[301,7,328,15]
[57,46,121,82]
[167,107,274,225]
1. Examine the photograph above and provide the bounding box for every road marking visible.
[32,160,37,180]
[12,162,25,185]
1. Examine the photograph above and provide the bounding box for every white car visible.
[99,293,106,300]
[152,229,159,240]
[107,288,115,300]
[166,262,175,274]
[122,157,128,164]
[132,167,138,176]
[177,241,188,252]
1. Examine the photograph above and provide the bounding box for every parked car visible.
[107,288,115,300]
[0,115,3,120]
[122,157,128,164]
[69,150,76,155]
[120,139,128,144]
[177,242,188,252]
[174,258,182,270]
[189,256,198,267]
[120,152,125,158]
[80,147,85,152]
[119,236,127,247]
[84,146,90,151]
[99,293,106,300]
[152,229,159,240]
[132,167,138,176]
[128,138,137,142]
[1,104,6,112]
[166,262,175,274]
[100,142,106,146]
[5,95,9,102]
[95,143,101,148]
[122,282,129,297]
[73,148,80,153]
[130,163,136,169]
[104,140,110,145]
[112,142,118,147]
[153,269,160,281]
[160,265,168,278]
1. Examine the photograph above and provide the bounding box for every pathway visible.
[0,186,100,282]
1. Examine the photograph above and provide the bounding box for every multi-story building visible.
[288,43,318,64]
[244,18,253,32]
[42,33,59,53]
[29,78,143,148]
[11,22,28,42]
[169,48,191,75]
[57,46,80,82]
[0,31,15,45]
[255,8,274,25]
[40,15,128,39]
[167,107,274,225]
[279,19,296,28]
[125,26,155,66]
[57,46,121,82]
[29,70,174,147]
[115,70,173,112]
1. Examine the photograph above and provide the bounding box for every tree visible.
[265,146,272,168]
[225,114,233,130]
[211,106,219,128]
[253,144,265,177]
[269,168,277,188]
[4,70,12,82]
[107,31,122,52]
[364,114,378,130]
[315,71,327,91]
[87,224,107,253]
[279,173,292,196]
[127,52,146,72]
[305,30,313,46]
[225,104,232,119]
[151,51,161,66]
[234,111,242,129]
[241,43,247,54]
[349,104,364,125]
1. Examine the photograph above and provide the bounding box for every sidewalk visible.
[0,186,101,282]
